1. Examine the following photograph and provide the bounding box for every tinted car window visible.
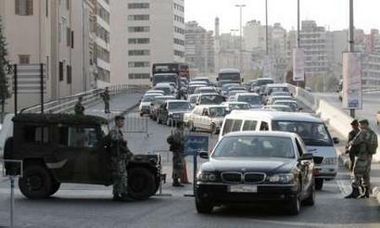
[237,95,261,105]
[222,119,242,136]
[242,120,257,131]
[168,102,191,110]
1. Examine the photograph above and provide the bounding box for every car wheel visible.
[140,112,143,117]
[128,167,156,200]
[49,180,61,196]
[157,115,161,124]
[195,198,214,214]
[188,121,195,131]
[19,165,53,199]
[303,179,315,206]
[315,178,323,190]
[286,194,301,215]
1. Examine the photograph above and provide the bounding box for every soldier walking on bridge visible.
[345,119,377,199]
[74,96,85,115]
[101,87,110,113]
[109,115,134,201]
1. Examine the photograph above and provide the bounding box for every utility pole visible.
[265,0,269,55]
[296,0,301,87]
[235,4,246,73]
[348,0,355,118]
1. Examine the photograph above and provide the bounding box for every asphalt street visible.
[1,106,380,228]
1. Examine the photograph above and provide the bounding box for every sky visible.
[185,0,380,34]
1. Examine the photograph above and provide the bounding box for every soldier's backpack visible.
[367,130,378,155]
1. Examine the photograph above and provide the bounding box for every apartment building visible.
[185,21,214,75]
[111,0,185,85]
[0,0,100,112]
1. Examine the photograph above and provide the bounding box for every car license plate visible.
[228,185,257,193]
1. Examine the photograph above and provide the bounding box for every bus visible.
[151,63,190,88]
[217,68,242,86]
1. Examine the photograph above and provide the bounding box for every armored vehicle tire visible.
[49,180,61,196]
[315,178,323,190]
[128,167,156,200]
[19,165,53,199]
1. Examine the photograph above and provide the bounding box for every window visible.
[18,55,30,64]
[66,0,70,10]
[15,0,33,16]
[128,50,150,56]
[97,3,110,23]
[128,26,150,33]
[174,27,184,34]
[59,61,64,81]
[174,38,184,46]
[128,14,149,21]
[222,119,242,136]
[59,127,99,148]
[128,38,150,44]
[71,31,74,48]
[23,126,49,143]
[128,62,150,68]
[242,120,257,131]
[174,50,184,57]
[97,46,110,62]
[128,3,150,9]
[67,65,72,84]
[45,0,48,17]
[66,27,71,47]
[128,73,150,79]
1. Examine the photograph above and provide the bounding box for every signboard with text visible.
[342,52,362,110]
[293,48,305,81]
[184,135,209,156]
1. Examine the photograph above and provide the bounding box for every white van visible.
[219,110,339,190]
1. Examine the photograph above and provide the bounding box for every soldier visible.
[109,115,134,201]
[345,119,375,199]
[101,87,110,113]
[74,96,85,115]
[167,122,185,187]
[345,119,360,171]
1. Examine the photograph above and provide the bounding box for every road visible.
[1,107,380,228]
[315,92,380,134]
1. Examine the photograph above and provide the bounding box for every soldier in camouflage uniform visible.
[345,119,374,199]
[109,115,134,201]
[101,87,110,113]
[167,122,185,187]
[74,96,85,115]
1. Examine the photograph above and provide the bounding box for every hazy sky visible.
[185,0,379,34]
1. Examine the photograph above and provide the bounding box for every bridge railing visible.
[20,84,149,114]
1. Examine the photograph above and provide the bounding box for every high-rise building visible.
[185,21,214,75]
[0,0,99,112]
[111,0,185,85]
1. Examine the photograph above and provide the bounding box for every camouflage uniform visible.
[349,128,373,189]
[74,101,85,115]
[167,128,185,186]
[109,127,133,197]
[347,128,360,171]
[101,89,110,113]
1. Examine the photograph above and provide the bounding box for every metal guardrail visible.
[20,84,149,114]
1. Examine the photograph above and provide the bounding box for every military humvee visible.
[3,114,161,200]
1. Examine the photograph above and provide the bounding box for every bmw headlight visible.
[197,172,217,182]
[268,173,294,184]
[321,157,337,165]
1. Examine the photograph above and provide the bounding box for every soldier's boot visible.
[344,185,360,199]
[357,187,370,198]
[172,178,184,187]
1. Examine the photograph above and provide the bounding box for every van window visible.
[222,119,242,136]
[260,121,269,131]
[242,120,257,131]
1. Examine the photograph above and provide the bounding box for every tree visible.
[0,17,11,122]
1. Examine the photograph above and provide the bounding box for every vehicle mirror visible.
[299,153,313,161]
[333,137,340,144]
[199,152,209,159]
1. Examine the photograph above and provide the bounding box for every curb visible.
[337,147,380,204]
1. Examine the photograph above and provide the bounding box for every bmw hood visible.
[201,158,295,174]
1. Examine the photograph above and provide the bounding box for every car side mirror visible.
[298,153,313,161]
[199,152,209,159]
[333,137,340,144]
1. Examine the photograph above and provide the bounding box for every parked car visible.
[196,93,225,105]
[250,77,274,93]
[139,93,163,117]
[188,94,199,108]
[191,76,211,86]
[149,95,176,120]
[154,83,175,96]
[187,84,206,95]
[267,95,294,105]
[262,84,290,103]
[156,100,193,126]
[235,93,262,109]
[184,105,227,134]
[195,131,315,215]
[221,83,240,96]
[263,104,293,112]
[221,101,250,112]
[273,100,302,112]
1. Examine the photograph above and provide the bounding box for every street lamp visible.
[235,4,246,73]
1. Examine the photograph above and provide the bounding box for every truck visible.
[3,113,161,200]
[217,68,243,87]
[151,63,190,88]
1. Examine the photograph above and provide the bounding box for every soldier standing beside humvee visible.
[167,122,185,187]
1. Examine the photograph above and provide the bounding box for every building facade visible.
[111,0,185,85]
